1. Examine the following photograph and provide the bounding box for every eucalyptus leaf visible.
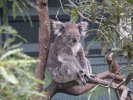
[12,2,17,19]
[0,67,19,84]
[9,42,22,50]
[126,0,133,4]
[104,0,112,6]
[17,69,44,85]
[27,91,45,97]
[111,47,122,52]
[0,48,23,60]
[108,88,111,100]
[70,9,78,23]
[125,72,133,85]
[65,8,71,13]
[3,36,16,49]
[0,0,45,99]
[0,0,3,8]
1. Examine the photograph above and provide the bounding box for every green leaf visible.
[126,0,133,4]
[9,42,22,50]
[3,36,16,49]
[0,67,19,84]
[108,88,111,100]
[44,69,52,85]
[12,2,17,19]
[123,51,128,57]
[70,9,78,23]
[125,72,133,85]
[27,13,33,27]
[0,25,27,42]
[17,69,44,85]
[0,0,3,8]
[0,48,23,60]
[111,47,122,52]
[27,91,45,97]
[105,0,113,6]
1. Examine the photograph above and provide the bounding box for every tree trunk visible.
[35,0,50,91]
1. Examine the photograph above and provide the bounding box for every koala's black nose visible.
[73,38,77,43]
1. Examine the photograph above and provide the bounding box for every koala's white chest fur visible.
[71,43,81,56]
[57,43,81,63]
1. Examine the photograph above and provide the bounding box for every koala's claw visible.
[90,74,96,78]
[84,74,96,83]
[78,79,86,86]
[81,81,86,86]
[84,74,90,83]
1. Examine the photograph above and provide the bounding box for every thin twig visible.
[59,0,70,16]
[120,89,129,100]
[109,66,126,86]
[68,0,92,22]
[116,79,126,89]
[55,7,61,22]
[88,84,100,100]
[116,90,121,100]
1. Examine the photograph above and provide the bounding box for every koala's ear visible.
[52,21,64,35]
[77,22,88,36]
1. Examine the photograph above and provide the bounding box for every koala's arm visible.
[77,47,92,74]
[57,48,83,70]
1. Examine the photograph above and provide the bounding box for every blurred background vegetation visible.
[0,0,45,99]
[66,0,133,82]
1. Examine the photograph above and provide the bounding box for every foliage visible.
[0,32,45,99]
[0,0,37,26]
[64,0,133,84]
[84,86,116,100]
[59,0,133,99]
[0,0,45,99]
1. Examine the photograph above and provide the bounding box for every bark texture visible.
[106,52,130,100]
[35,0,50,91]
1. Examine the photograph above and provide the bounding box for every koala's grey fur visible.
[47,21,92,85]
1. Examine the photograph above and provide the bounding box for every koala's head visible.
[53,21,88,47]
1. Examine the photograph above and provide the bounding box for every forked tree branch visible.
[43,52,133,100]
[106,52,132,100]
[43,71,133,100]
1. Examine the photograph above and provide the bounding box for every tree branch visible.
[106,52,133,100]
[60,71,109,95]
[35,0,50,91]
[42,52,132,100]
[121,89,129,100]
[43,71,133,100]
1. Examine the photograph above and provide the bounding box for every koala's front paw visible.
[81,80,86,86]
[89,74,96,78]
[84,74,96,83]
[84,74,90,83]
[77,79,86,86]
[89,73,96,78]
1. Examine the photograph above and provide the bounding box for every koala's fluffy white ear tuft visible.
[78,22,88,36]
[52,21,63,35]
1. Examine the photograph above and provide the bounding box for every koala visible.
[47,21,93,85]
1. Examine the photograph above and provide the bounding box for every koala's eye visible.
[77,35,79,37]
[60,26,65,32]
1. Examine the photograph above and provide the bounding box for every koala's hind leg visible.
[59,62,77,83]
[60,61,87,85]
[83,58,96,83]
